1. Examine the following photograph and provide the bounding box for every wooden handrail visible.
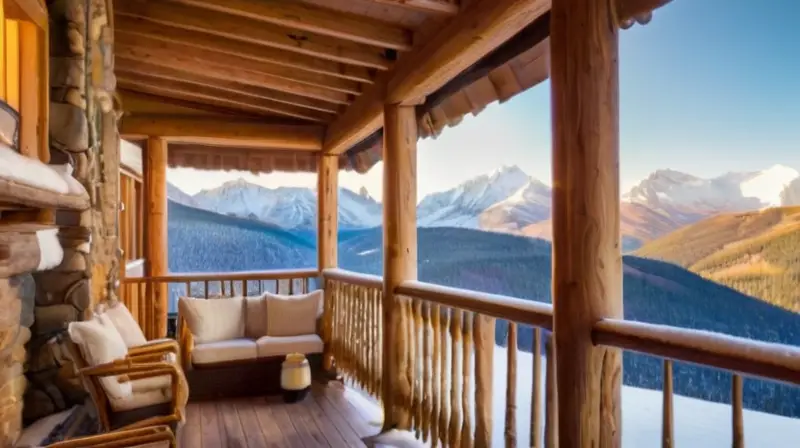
[322,267,383,289]
[120,267,319,283]
[593,319,800,386]
[396,280,554,330]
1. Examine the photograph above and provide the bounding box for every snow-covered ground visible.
[347,343,800,447]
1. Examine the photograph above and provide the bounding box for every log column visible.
[144,137,168,339]
[318,154,338,371]
[382,103,417,431]
[550,0,622,446]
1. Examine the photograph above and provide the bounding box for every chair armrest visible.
[128,339,179,357]
[45,425,175,448]
[177,315,194,371]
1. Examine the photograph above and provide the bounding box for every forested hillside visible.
[168,201,800,418]
[637,206,800,311]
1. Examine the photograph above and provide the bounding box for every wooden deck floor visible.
[177,383,381,448]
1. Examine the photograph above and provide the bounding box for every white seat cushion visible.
[110,387,171,412]
[192,339,258,365]
[179,297,245,344]
[101,301,148,348]
[264,290,322,337]
[256,334,323,359]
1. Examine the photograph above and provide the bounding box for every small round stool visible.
[281,353,311,403]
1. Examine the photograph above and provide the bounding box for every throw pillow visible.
[100,301,148,348]
[178,296,245,344]
[264,290,322,337]
[67,315,132,399]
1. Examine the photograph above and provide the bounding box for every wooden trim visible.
[119,115,324,151]
[120,268,320,284]
[120,138,143,178]
[381,103,418,431]
[396,280,554,330]
[324,0,548,155]
[116,1,391,70]
[4,0,47,30]
[593,319,800,386]
[173,0,412,50]
[145,137,169,339]
[117,74,335,123]
[322,268,383,290]
[550,0,622,444]
[317,155,338,270]
[114,16,373,84]
[369,0,459,15]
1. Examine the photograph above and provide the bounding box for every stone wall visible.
[21,0,120,426]
[0,278,32,446]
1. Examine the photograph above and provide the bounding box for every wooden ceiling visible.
[114,0,452,125]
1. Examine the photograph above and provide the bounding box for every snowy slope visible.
[169,179,381,229]
[417,165,531,228]
[624,165,800,213]
[167,182,200,208]
[479,179,552,231]
[347,344,800,447]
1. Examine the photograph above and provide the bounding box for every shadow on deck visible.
[178,383,382,448]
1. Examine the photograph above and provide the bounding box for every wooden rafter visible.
[114,44,352,105]
[117,75,333,123]
[119,89,265,119]
[114,16,374,84]
[120,115,324,150]
[172,0,412,50]
[324,0,549,154]
[116,58,340,115]
[369,0,459,15]
[115,32,362,96]
[116,1,392,70]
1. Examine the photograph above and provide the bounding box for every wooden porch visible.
[177,383,381,448]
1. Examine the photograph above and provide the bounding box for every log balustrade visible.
[119,268,319,340]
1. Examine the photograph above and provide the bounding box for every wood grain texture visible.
[381,103,418,431]
[550,0,622,444]
[473,314,495,448]
[144,137,169,339]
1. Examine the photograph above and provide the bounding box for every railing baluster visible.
[422,302,433,442]
[242,280,248,297]
[474,314,495,448]
[732,374,744,448]
[449,308,463,447]
[531,328,542,448]
[505,322,518,448]
[431,303,441,447]
[662,359,674,448]
[544,336,557,448]
[289,277,295,295]
[439,307,451,446]
[407,298,418,435]
[462,311,474,448]
[203,280,209,299]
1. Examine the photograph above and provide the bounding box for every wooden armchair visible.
[65,316,189,434]
[44,425,176,448]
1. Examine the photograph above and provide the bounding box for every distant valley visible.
[169,164,800,251]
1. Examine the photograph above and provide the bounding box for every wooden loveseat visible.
[177,290,324,399]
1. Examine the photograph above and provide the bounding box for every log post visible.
[318,154,339,372]
[550,0,623,445]
[144,137,168,339]
[382,103,417,432]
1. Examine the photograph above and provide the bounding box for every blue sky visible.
[168,0,800,199]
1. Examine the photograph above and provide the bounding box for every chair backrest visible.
[63,338,113,431]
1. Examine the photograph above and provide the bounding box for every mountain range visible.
[167,164,800,250]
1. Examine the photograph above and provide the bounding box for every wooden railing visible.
[593,319,800,448]
[396,280,556,448]
[321,268,384,401]
[120,268,319,339]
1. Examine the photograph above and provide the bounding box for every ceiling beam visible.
[114,16,374,84]
[119,115,324,151]
[115,58,340,115]
[115,32,362,96]
[118,89,264,118]
[172,0,411,50]
[115,44,352,105]
[324,0,549,154]
[117,75,334,123]
[368,0,459,15]
[116,1,392,70]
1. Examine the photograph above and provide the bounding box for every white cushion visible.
[192,339,257,365]
[178,296,245,344]
[256,334,324,358]
[109,387,171,412]
[67,314,131,400]
[264,290,322,337]
[244,295,268,338]
[101,302,147,348]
